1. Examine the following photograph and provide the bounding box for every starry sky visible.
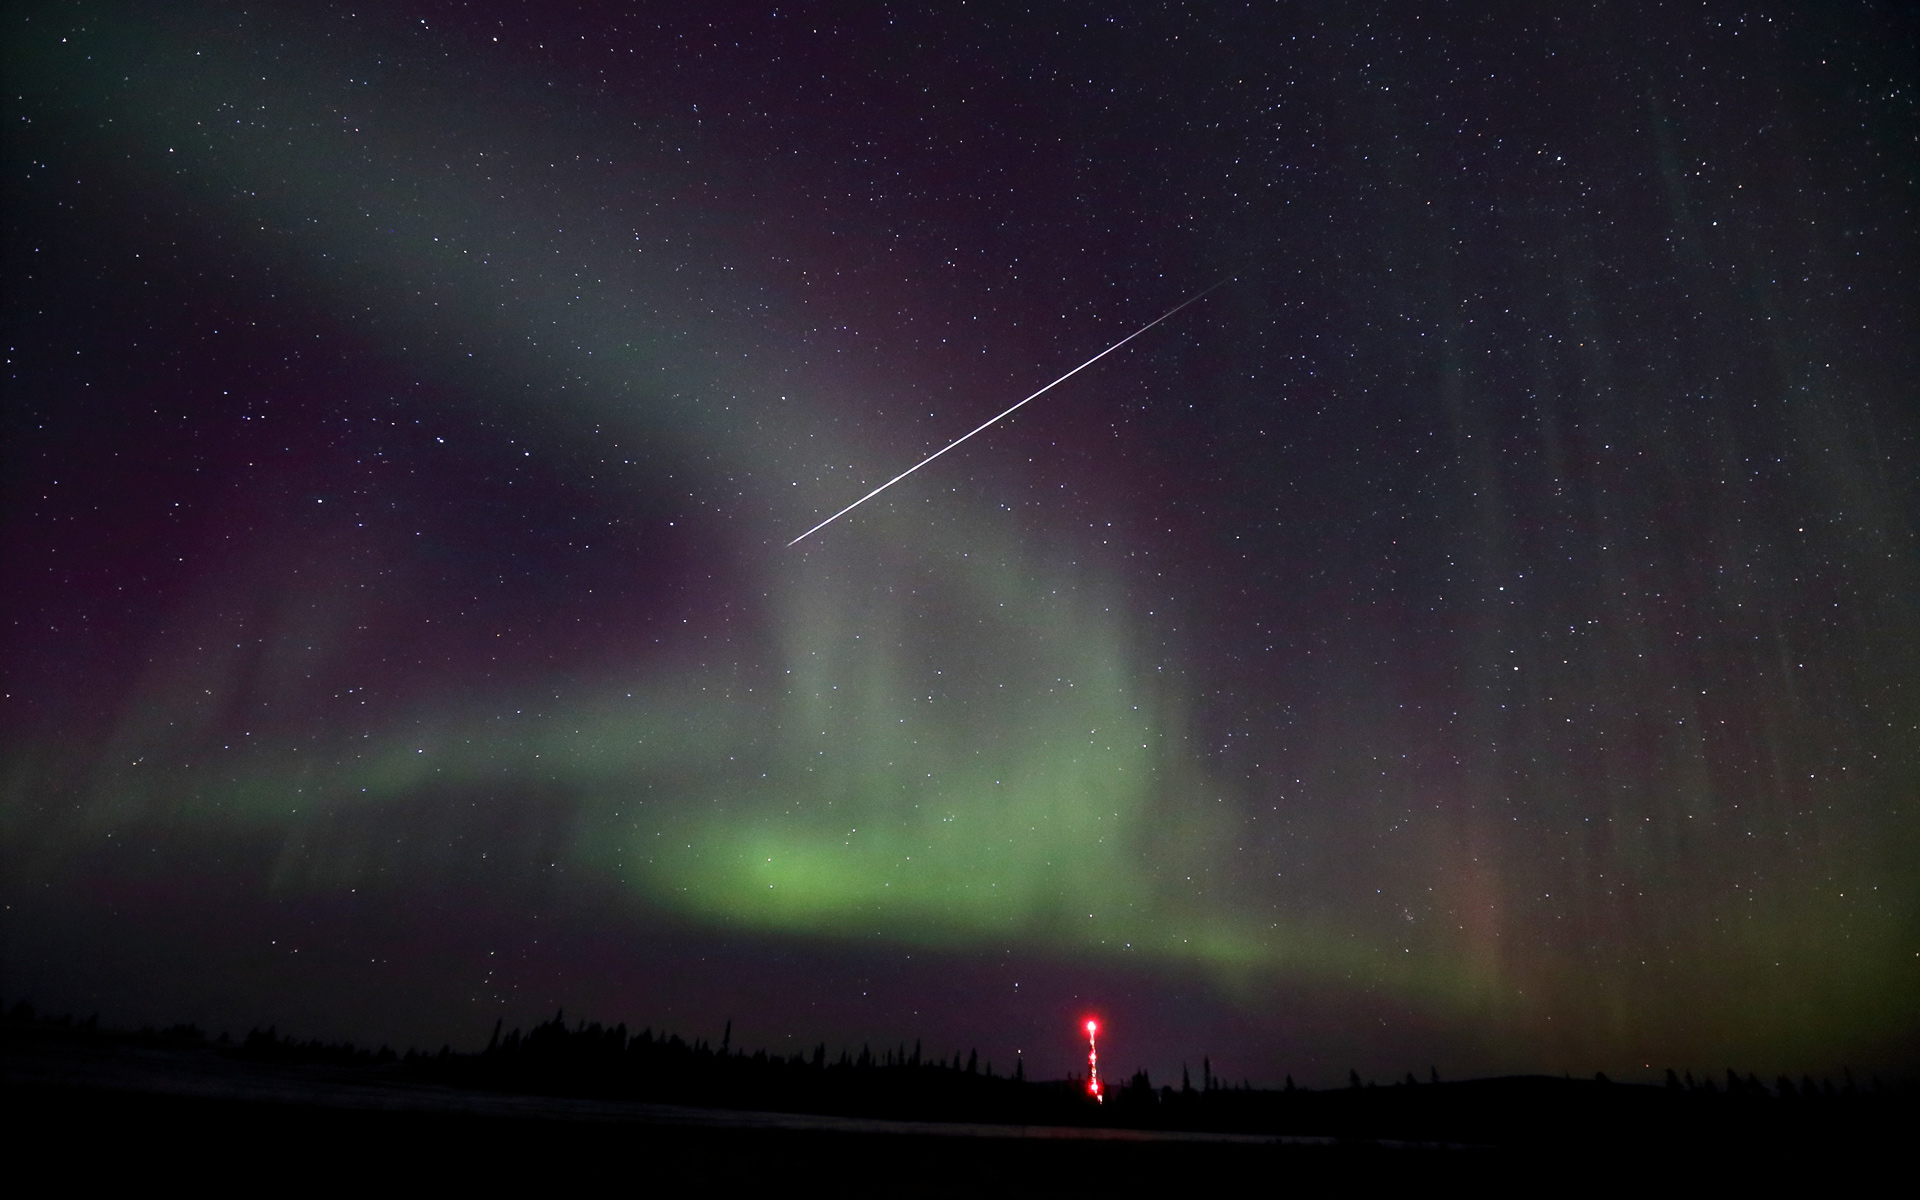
[5,1,1916,1086]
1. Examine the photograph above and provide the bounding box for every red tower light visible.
[1084,1017,1102,1102]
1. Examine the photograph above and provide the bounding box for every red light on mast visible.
[1084,1018,1103,1102]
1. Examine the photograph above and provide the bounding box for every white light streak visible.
[787,277,1234,547]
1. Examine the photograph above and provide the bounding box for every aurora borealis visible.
[4,2,1916,1086]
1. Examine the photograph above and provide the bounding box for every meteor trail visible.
[786,277,1234,547]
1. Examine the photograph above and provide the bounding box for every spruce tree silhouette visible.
[10,1001,1918,1150]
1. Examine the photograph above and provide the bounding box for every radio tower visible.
[1084,1018,1103,1102]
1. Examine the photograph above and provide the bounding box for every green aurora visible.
[5,3,1916,1078]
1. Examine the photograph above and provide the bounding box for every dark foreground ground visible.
[6,1022,1907,1190]
[4,1028,1409,1192]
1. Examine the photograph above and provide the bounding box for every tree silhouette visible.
[9,1000,1916,1147]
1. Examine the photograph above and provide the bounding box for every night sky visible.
[5,2,1916,1087]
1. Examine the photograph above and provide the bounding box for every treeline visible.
[3,1001,405,1063]
[5,1000,1912,1147]
[421,1011,1078,1124]
[216,1007,1920,1145]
